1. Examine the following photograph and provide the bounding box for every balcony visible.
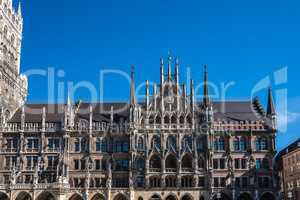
[149,168,161,173]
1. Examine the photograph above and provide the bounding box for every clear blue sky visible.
[16,0,300,150]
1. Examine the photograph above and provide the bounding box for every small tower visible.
[0,0,27,121]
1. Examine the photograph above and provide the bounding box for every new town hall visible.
[0,1,278,200]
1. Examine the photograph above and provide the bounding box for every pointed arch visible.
[179,115,185,124]
[149,115,155,124]
[69,193,83,200]
[15,192,32,200]
[237,193,253,200]
[149,154,161,169]
[181,194,193,200]
[165,154,177,169]
[113,194,127,200]
[182,154,193,169]
[260,192,275,200]
[91,193,105,200]
[137,136,144,150]
[164,115,170,124]
[0,192,9,200]
[155,115,161,124]
[165,194,178,200]
[36,192,56,200]
[171,115,177,124]
[150,194,162,200]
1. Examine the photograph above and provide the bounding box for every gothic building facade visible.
[0,1,278,200]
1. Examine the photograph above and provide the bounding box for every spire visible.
[153,83,157,111]
[160,58,164,84]
[145,80,149,111]
[175,57,179,85]
[17,1,22,17]
[167,54,172,81]
[267,87,275,116]
[203,65,210,107]
[190,79,195,110]
[130,65,136,106]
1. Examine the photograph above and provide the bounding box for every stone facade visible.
[0,1,278,200]
[276,139,300,200]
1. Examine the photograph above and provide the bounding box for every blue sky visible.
[16,0,300,150]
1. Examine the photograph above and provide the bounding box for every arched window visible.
[3,26,8,38]
[156,116,161,124]
[167,136,177,150]
[182,154,193,169]
[137,137,144,150]
[171,115,177,124]
[165,154,177,169]
[151,136,161,150]
[11,34,15,46]
[164,115,170,124]
[179,116,185,124]
[149,155,161,169]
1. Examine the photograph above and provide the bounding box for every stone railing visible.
[2,123,60,132]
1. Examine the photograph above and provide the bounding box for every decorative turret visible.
[130,65,137,107]
[267,87,277,130]
[267,88,276,117]
[153,83,157,111]
[129,66,138,125]
[160,58,165,112]
[203,65,210,108]
[167,55,172,81]
[145,80,149,112]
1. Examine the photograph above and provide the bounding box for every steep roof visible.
[8,100,266,124]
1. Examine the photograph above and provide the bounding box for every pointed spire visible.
[175,57,179,83]
[145,80,149,111]
[153,83,157,111]
[18,1,22,16]
[89,105,93,132]
[190,79,195,110]
[267,87,275,116]
[160,58,164,84]
[168,54,172,81]
[130,65,136,106]
[203,65,210,107]
[183,84,187,111]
